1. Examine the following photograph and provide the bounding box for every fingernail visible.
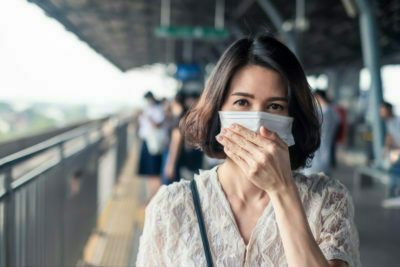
[230,124,236,129]
[217,135,223,141]
[221,129,227,134]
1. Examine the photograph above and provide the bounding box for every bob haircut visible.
[179,34,321,170]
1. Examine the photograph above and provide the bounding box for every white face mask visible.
[218,111,295,147]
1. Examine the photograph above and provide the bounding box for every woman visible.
[137,35,360,266]
[161,90,187,185]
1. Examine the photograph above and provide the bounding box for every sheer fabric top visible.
[136,166,360,267]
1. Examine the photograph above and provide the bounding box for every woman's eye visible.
[268,103,284,110]
[234,99,249,106]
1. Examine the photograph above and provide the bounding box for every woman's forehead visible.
[228,65,287,98]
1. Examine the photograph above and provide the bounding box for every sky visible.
[0,0,178,114]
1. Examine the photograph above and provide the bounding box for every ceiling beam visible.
[256,0,296,54]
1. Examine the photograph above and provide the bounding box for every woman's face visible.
[221,65,289,116]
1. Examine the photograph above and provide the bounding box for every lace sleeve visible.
[136,186,168,267]
[318,180,361,267]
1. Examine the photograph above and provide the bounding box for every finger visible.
[217,135,255,168]
[217,135,249,172]
[222,128,266,159]
[229,123,277,149]
[223,143,251,175]
[230,123,258,142]
[260,126,287,149]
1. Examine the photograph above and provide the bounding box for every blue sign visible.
[175,64,201,81]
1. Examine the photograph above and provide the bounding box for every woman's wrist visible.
[264,173,297,196]
[268,181,300,207]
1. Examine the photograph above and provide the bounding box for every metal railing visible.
[0,115,134,267]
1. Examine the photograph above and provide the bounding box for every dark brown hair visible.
[381,101,393,112]
[179,34,321,170]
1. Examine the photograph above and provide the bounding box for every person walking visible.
[380,101,400,206]
[137,91,165,203]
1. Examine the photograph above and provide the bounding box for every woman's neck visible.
[217,159,269,203]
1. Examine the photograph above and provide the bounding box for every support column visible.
[325,69,340,102]
[256,0,296,54]
[356,0,385,167]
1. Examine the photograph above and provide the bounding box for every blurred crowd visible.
[135,90,221,202]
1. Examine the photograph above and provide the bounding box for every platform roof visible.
[27,0,400,73]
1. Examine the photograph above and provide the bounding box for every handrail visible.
[0,120,104,200]
[0,113,133,267]
[0,120,105,170]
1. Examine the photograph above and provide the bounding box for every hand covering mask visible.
[218,111,295,147]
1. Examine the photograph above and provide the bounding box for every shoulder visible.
[393,117,400,129]
[388,117,400,127]
[293,172,351,208]
[146,104,164,116]
[147,180,191,211]
[145,170,216,229]
[148,168,216,211]
[294,171,346,191]
[143,180,192,233]
[193,168,217,192]
[155,104,164,112]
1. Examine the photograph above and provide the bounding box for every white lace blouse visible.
[136,166,360,267]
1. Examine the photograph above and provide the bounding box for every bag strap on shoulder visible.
[190,179,214,267]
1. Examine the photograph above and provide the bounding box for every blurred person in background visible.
[179,91,204,179]
[331,102,347,168]
[380,101,400,199]
[162,90,187,185]
[303,89,340,176]
[137,91,165,203]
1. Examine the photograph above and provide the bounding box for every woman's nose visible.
[250,104,265,112]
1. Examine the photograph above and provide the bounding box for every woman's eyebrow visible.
[231,92,254,98]
[231,92,288,103]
